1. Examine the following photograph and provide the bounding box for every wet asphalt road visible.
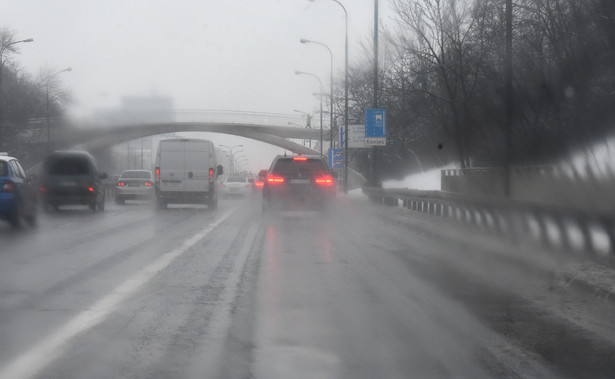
[1,194,614,378]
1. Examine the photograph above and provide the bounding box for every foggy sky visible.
[1,0,393,172]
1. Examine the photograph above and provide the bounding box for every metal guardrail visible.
[362,186,615,257]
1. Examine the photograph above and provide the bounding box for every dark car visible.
[262,154,337,212]
[39,151,108,212]
[0,153,38,227]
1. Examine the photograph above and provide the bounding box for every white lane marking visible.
[187,222,258,378]
[0,209,234,379]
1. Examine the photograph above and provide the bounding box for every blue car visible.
[0,153,38,228]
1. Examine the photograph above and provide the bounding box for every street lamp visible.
[300,38,334,150]
[46,67,72,153]
[219,144,243,175]
[0,37,33,147]
[295,70,323,155]
[309,0,349,192]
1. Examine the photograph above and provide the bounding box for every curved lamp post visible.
[309,0,348,192]
[295,70,323,156]
[300,38,334,150]
[219,144,243,175]
[46,67,72,153]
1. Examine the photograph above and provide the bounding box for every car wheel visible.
[25,212,37,226]
[9,201,26,228]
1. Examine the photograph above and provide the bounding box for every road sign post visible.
[328,148,344,169]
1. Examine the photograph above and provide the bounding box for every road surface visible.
[1,194,614,378]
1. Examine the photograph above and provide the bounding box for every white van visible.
[154,138,223,209]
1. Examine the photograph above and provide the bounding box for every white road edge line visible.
[0,209,234,379]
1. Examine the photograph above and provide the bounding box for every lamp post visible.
[309,0,348,192]
[300,38,334,150]
[295,70,323,155]
[219,144,243,175]
[46,67,72,153]
[0,37,33,147]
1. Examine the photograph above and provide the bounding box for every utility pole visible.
[505,0,513,196]
[369,0,380,187]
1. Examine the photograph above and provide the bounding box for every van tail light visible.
[117,181,125,186]
[209,168,214,181]
[155,167,160,180]
[266,174,285,184]
[1,181,16,192]
[144,181,152,187]
[315,175,334,186]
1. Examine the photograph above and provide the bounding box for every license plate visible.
[290,179,310,184]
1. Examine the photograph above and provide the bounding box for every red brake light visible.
[254,181,264,188]
[209,168,214,181]
[266,174,285,184]
[293,156,307,161]
[88,186,95,192]
[155,167,160,180]
[1,181,16,192]
[117,181,125,186]
[315,175,334,186]
[144,181,152,186]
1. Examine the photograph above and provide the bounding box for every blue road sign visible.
[365,108,386,145]
[328,148,344,169]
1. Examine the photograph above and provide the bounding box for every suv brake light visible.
[293,156,307,161]
[315,175,334,186]
[155,167,160,180]
[266,174,285,184]
[209,168,214,181]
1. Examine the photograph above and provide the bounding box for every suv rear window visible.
[45,157,90,175]
[271,158,328,175]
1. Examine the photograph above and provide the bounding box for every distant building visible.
[92,95,175,125]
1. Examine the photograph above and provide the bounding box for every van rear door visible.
[184,140,211,193]
[159,140,187,192]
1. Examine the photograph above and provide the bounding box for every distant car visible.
[115,169,155,204]
[252,169,267,192]
[0,153,37,227]
[220,175,252,198]
[39,150,108,212]
[262,154,337,212]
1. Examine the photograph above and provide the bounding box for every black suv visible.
[39,151,108,212]
[262,154,337,212]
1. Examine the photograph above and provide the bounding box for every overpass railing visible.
[362,186,615,258]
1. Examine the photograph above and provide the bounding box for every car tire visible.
[9,201,26,228]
